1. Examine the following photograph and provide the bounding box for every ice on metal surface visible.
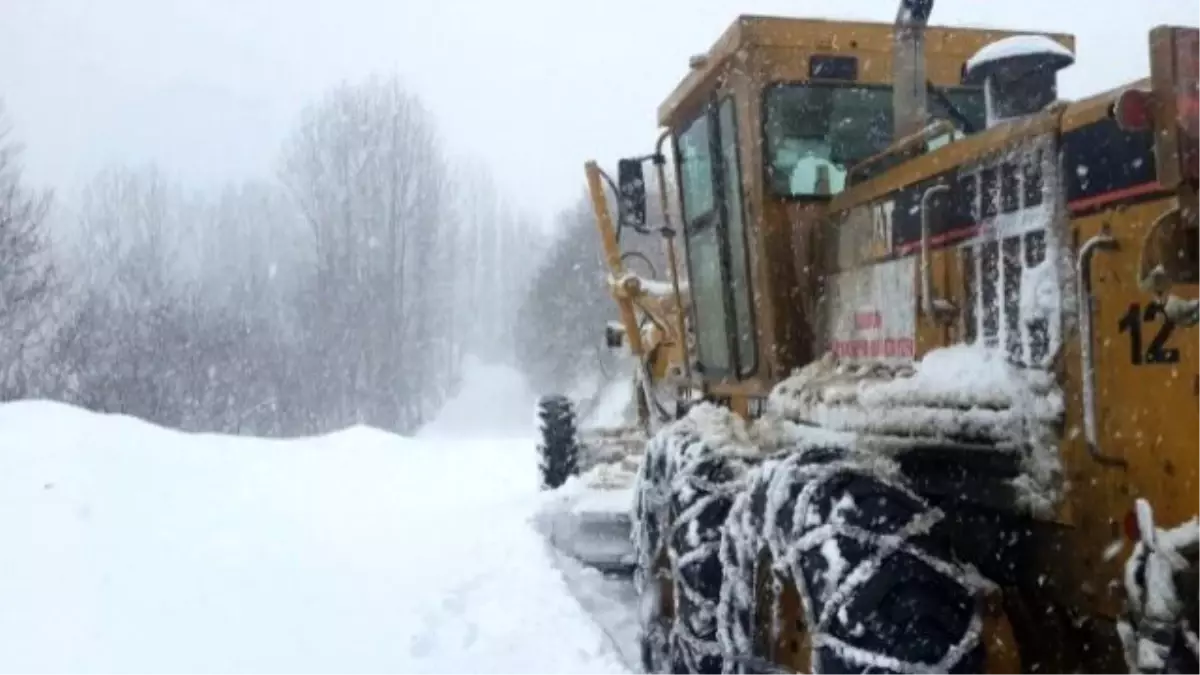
[766,344,1065,514]
[609,271,688,299]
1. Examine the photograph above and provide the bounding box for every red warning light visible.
[1123,509,1141,541]
[1112,89,1153,132]
[1173,27,1199,179]
[1175,27,1199,139]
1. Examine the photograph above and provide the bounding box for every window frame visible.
[760,80,986,201]
[675,99,732,378]
[715,95,758,378]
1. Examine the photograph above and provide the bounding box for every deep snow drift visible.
[0,359,634,673]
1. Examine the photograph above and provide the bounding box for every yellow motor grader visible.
[565,0,1197,672]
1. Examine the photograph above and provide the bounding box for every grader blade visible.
[532,388,646,574]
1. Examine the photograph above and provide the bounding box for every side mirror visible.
[617,158,647,232]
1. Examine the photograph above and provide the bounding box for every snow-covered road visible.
[0,360,636,673]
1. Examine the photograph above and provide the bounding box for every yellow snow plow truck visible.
[534,0,1198,672]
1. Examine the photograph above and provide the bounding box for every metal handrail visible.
[1076,231,1127,467]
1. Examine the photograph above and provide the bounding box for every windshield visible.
[764,83,985,197]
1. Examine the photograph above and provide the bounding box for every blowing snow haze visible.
[0,0,1195,221]
[0,2,1198,674]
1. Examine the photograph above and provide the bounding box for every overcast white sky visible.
[1,0,1195,222]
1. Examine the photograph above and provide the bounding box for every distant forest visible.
[0,75,677,436]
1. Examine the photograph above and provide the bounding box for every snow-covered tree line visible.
[0,109,57,401]
[0,77,538,436]
[515,193,614,395]
[515,180,678,397]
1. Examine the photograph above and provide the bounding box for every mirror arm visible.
[598,168,627,243]
[653,129,670,167]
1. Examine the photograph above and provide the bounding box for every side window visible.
[763,84,893,197]
[717,98,756,375]
[678,115,715,222]
[678,111,731,375]
[932,88,987,134]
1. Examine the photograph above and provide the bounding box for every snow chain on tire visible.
[635,439,671,673]
[717,444,989,674]
[633,412,753,674]
[536,394,581,490]
[1117,500,1200,674]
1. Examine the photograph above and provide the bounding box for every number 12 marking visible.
[1117,302,1181,365]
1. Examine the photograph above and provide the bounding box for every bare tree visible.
[278,75,459,432]
[449,160,544,367]
[33,78,540,436]
[56,165,289,431]
[513,180,674,396]
[0,103,59,399]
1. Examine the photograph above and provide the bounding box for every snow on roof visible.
[965,34,1074,75]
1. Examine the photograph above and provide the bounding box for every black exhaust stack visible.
[893,0,935,139]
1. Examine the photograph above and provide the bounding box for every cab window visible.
[717,98,756,375]
[678,114,716,221]
[764,83,985,197]
[675,96,757,378]
[677,110,731,374]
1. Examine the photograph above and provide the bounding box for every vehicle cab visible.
[654,14,1073,410]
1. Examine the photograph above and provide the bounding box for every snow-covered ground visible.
[0,359,638,673]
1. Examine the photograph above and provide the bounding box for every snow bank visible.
[0,399,629,673]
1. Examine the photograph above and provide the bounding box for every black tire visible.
[536,394,581,490]
[633,408,752,674]
[718,445,987,674]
